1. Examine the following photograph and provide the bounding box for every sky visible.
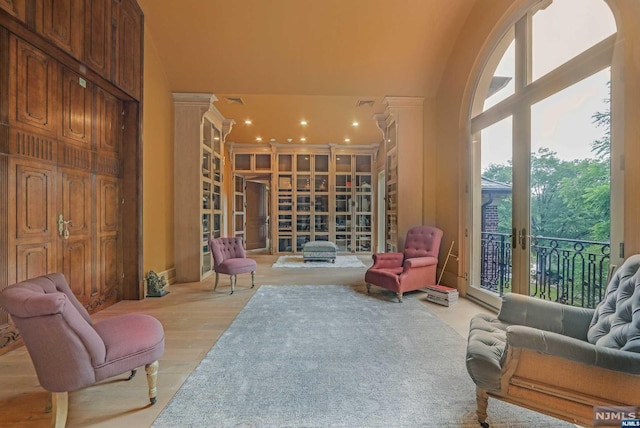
[479,0,615,172]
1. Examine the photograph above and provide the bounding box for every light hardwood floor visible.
[0,254,494,427]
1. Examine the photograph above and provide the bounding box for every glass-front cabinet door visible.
[354,155,373,252]
[334,154,353,252]
[313,154,330,242]
[333,153,373,253]
[277,154,293,252]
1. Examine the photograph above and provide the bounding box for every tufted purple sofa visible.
[0,273,165,427]
[466,254,640,427]
[364,225,443,302]
[208,237,257,294]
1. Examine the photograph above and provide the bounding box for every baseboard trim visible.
[158,267,177,286]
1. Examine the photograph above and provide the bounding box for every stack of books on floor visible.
[425,284,459,307]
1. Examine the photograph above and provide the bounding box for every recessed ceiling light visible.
[244,119,252,125]
[344,138,351,142]
[300,137,306,142]
[256,137,262,142]
[352,121,359,127]
[213,137,220,141]
[300,120,308,126]
[270,138,276,142]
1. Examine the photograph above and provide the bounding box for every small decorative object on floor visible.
[425,240,459,306]
[146,270,169,297]
[425,284,459,306]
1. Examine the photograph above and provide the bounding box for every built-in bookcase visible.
[274,151,373,253]
[174,93,226,282]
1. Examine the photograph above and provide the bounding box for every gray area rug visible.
[153,285,571,428]
[272,255,366,268]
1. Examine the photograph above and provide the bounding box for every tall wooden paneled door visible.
[0,0,143,355]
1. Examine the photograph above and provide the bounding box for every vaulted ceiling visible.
[137,0,476,146]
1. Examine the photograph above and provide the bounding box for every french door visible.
[467,0,619,309]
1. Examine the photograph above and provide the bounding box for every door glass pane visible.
[530,68,611,307]
[278,154,292,171]
[476,116,513,297]
[532,0,615,81]
[335,155,351,173]
[484,39,515,111]
[297,154,311,172]
[315,154,329,172]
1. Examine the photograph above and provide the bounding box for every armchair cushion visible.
[210,237,248,269]
[588,254,640,351]
[505,324,640,374]
[498,293,594,341]
[216,257,258,275]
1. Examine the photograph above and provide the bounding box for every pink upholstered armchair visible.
[208,237,257,294]
[0,273,165,428]
[365,225,443,302]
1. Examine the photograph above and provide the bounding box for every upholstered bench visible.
[303,241,337,263]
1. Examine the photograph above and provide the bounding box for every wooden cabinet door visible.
[113,0,141,100]
[60,66,92,147]
[0,0,27,23]
[9,36,58,135]
[94,86,121,156]
[84,0,111,78]
[95,176,122,302]
[35,0,84,59]
[8,159,58,286]
[58,167,92,302]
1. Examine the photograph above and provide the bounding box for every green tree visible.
[591,81,611,160]
[483,148,609,242]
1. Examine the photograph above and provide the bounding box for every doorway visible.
[244,176,271,251]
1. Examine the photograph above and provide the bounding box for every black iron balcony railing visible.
[480,232,610,309]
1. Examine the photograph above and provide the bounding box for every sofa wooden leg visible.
[145,360,159,405]
[251,271,255,288]
[396,292,403,303]
[214,272,220,291]
[230,275,236,294]
[476,387,489,427]
[366,283,371,293]
[51,391,68,428]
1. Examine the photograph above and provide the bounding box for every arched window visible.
[467,0,617,309]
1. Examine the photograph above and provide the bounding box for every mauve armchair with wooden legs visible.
[0,273,165,428]
[208,237,257,294]
[365,225,443,302]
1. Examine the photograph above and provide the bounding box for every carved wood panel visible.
[94,86,121,156]
[9,36,58,135]
[0,0,26,23]
[60,67,92,148]
[8,158,57,287]
[92,175,121,307]
[84,0,111,78]
[16,242,52,281]
[59,168,92,301]
[113,0,141,100]
[35,0,84,59]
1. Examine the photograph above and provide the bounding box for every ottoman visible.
[303,241,337,263]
